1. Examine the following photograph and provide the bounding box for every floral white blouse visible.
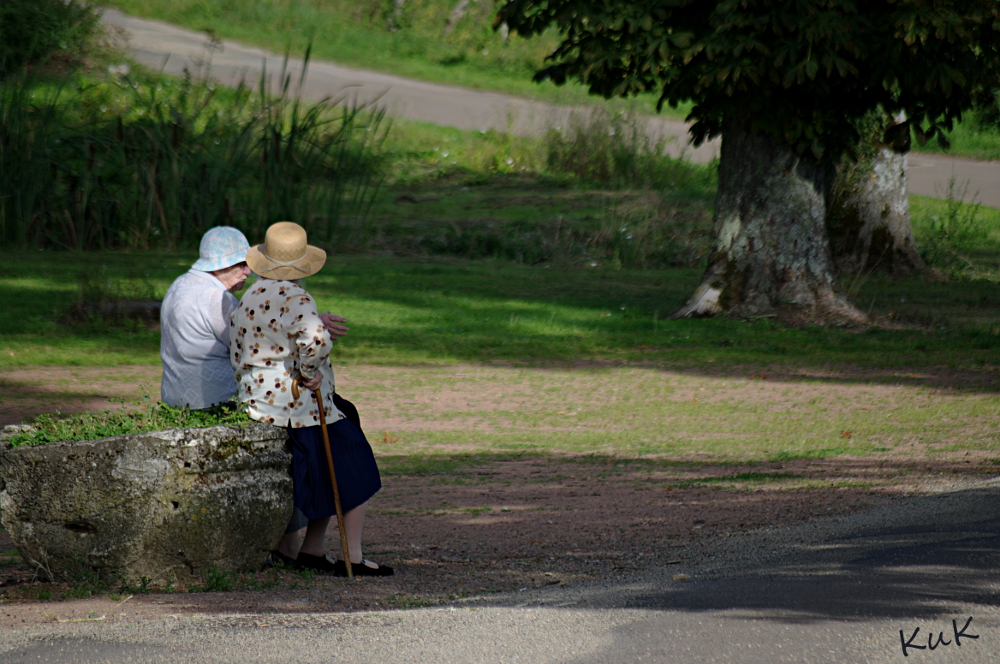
[229,279,343,428]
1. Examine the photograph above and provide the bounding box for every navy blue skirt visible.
[287,418,382,521]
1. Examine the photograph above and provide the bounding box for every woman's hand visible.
[319,312,348,339]
[302,372,323,391]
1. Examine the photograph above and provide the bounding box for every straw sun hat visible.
[246,222,326,280]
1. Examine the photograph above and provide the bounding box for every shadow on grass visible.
[2,253,999,392]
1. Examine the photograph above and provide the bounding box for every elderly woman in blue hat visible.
[160,227,254,409]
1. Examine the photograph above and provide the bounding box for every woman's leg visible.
[275,530,303,559]
[339,501,391,574]
[275,506,309,559]
[342,501,368,563]
[299,517,332,557]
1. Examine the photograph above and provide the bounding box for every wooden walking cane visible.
[292,375,353,579]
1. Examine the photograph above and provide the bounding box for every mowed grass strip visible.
[339,364,1000,464]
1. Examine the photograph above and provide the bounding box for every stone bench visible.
[0,423,291,585]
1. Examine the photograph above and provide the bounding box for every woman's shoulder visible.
[241,279,296,297]
[249,279,305,299]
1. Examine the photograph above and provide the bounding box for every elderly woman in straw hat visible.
[231,222,391,576]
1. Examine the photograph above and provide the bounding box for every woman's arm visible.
[283,289,332,381]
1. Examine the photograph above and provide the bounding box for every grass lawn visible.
[911,114,1000,162]
[3,218,1000,465]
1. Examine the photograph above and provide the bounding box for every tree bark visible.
[672,117,866,324]
[827,143,927,276]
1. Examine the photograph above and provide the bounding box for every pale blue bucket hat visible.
[191,226,251,272]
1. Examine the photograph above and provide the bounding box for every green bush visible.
[0,0,101,74]
[0,59,387,251]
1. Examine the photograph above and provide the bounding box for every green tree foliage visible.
[498,0,1000,159]
[0,0,100,74]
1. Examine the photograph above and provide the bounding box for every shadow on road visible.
[559,484,1000,622]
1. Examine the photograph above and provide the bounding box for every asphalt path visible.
[102,9,1000,209]
[4,478,1000,663]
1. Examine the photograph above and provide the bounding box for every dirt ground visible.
[2,364,998,631]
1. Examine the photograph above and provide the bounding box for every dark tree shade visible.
[0,0,100,74]
[498,0,1000,159]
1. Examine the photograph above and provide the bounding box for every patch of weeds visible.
[917,179,992,278]
[236,570,282,591]
[58,557,105,599]
[289,567,317,590]
[238,575,262,591]
[118,575,154,595]
[34,588,53,601]
[197,566,237,593]
[250,571,281,591]
[8,397,253,448]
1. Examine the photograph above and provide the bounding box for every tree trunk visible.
[827,144,927,276]
[672,117,866,324]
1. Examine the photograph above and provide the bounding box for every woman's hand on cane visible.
[301,372,322,391]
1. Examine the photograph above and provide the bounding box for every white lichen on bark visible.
[829,141,926,276]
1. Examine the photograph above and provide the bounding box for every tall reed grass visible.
[0,53,386,251]
[544,108,692,188]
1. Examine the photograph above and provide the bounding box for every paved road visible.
[4,479,1000,663]
[908,153,1000,208]
[102,9,1000,209]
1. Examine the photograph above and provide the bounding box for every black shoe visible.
[346,559,394,577]
[297,552,347,576]
[267,550,304,571]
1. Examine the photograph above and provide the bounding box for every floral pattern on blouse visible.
[230,280,343,428]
